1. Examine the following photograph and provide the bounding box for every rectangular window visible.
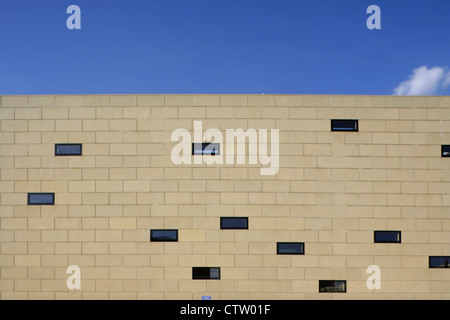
[429,256,450,269]
[192,267,221,280]
[277,242,305,255]
[55,144,82,156]
[192,143,220,156]
[442,145,450,157]
[150,230,178,242]
[220,217,249,230]
[374,231,401,243]
[28,193,55,206]
[319,280,347,293]
[331,119,359,132]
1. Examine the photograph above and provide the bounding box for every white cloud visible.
[444,71,450,89]
[393,66,450,96]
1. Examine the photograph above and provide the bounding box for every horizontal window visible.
[277,242,305,255]
[55,144,82,156]
[442,145,450,157]
[319,280,347,293]
[192,143,220,156]
[192,267,221,280]
[220,217,249,230]
[429,256,450,269]
[150,230,178,242]
[331,119,358,132]
[28,193,55,205]
[374,231,401,243]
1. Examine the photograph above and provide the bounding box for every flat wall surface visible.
[0,95,449,300]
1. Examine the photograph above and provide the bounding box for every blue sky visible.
[0,0,449,95]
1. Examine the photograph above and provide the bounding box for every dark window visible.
[319,280,347,293]
[220,217,249,230]
[192,267,221,280]
[277,243,305,255]
[150,230,178,242]
[331,119,358,132]
[442,145,450,157]
[28,193,55,205]
[55,144,82,156]
[429,256,450,269]
[192,143,220,156]
[374,231,401,243]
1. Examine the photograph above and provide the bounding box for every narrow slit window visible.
[220,217,249,230]
[429,256,450,269]
[150,230,178,242]
[277,243,305,255]
[331,119,358,132]
[442,145,450,157]
[192,267,221,280]
[192,143,220,156]
[28,193,55,206]
[319,280,347,293]
[374,231,401,243]
[55,144,82,156]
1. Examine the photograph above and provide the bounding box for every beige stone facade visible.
[0,94,449,300]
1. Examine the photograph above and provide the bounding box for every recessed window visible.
[331,119,358,132]
[28,193,55,206]
[150,230,178,242]
[442,145,450,157]
[429,256,450,269]
[192,267,221,280]
[55,144,82,156]
[374,231,401,243]
[319,280,347,293]
[277,242,305,255]
[220,217,249,230]
[192,143,220,156]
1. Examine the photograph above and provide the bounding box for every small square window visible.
[442,145,450,157]
[55,144,82,156]
[192,267,221,280]
[220,217,249,230]
[28,193,55,205]
[331,119,358,132]
[192,143,220,156]
[429,256,450,269]
[150,230,178,242]
[319,280,347,293]
[277,243,305,255]
[374,231,401,243]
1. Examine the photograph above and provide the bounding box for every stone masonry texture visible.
[0,95,449,300]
